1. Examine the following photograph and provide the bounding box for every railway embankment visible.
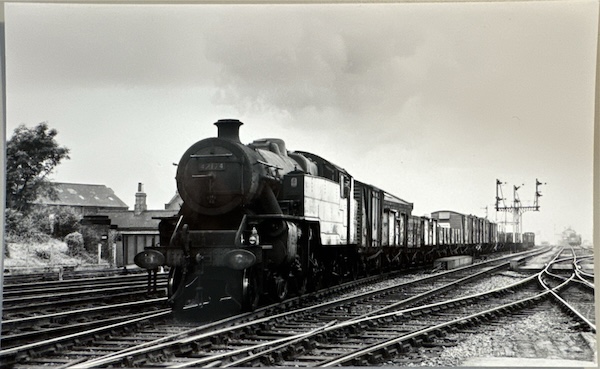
[3,240,113,277]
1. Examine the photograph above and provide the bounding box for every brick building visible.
[100,183,178,266]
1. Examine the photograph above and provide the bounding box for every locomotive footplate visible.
[166,240,263,310]
[169,264,262,311]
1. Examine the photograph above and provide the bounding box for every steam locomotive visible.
[135,119,507,312]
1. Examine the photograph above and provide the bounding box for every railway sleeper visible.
[174,343,197,356]
[352,356,371,366]
[410,336,424,346]
[356,332,398,339]
[433,329,447,337]
[189,339,212,351]
[422,340,459,348]
[423,333,436,343]
[395,342,412,353]
[281,342,308,359]
[146,350,168,363]
[261,351,283,365]
[317,342,362,350]
[367,351,386,364]
[301,338,317,351]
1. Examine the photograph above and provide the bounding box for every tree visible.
[6,122,70,212]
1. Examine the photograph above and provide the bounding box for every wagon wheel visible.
[241,268,260,312]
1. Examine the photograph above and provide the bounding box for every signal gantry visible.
[495,178,545,242]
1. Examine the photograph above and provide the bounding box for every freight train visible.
[135,119,513,312]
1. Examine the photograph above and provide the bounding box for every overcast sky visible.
[5,1,598,244]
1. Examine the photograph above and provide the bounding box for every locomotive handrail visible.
[248,213,309,221]
[191,174,215,178]
[168,215,184,248]
[190,153,233,158]
[234,214,248,248]
[256,159,283,170]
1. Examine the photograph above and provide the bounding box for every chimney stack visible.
[134,182,147,215]
[215,119,243,143]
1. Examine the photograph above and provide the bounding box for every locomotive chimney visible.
[215,119,243,143]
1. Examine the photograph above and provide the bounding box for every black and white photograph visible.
[1,1,597,367]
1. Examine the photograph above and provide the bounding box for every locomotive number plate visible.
[198,163,225,171]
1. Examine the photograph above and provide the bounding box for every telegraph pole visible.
[495,179,545,242]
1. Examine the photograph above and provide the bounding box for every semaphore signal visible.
[495,178,545,243]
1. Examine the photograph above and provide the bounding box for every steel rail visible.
[216,274,543,367]
[0,310,171,365]
[317,289,551,367]
[169,321,339,368]
[2,277,167,298]
[2,297,166,327]
[3,283,165,305]
[347,263,510,320]
[537,251,596,333]
[316,250,573,367]
[3,272,167,290]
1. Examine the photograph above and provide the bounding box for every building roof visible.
[165,192,182,210]
[35,182,129,209]
[101,209,178,230]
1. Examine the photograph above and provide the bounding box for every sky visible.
[4,1,598,245]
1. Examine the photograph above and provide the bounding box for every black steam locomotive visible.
[135,119,507,312]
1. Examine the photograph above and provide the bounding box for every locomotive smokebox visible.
[215,119,243,143]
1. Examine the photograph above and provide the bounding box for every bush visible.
[51,207,82,238]
[5,206,82,244]
[35,249,51,260]
[5,208,51,243]
[64,232,85,256]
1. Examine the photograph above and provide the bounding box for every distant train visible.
[135,119,522,312]
[561,227,582,247]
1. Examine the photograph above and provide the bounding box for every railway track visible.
[0,249,546,368]
[3,273,168,319]
[2,298,170,350]
[538,246,596,332]
[2,267,146,285]
[1,271,169,351]
[5,247,591,368]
